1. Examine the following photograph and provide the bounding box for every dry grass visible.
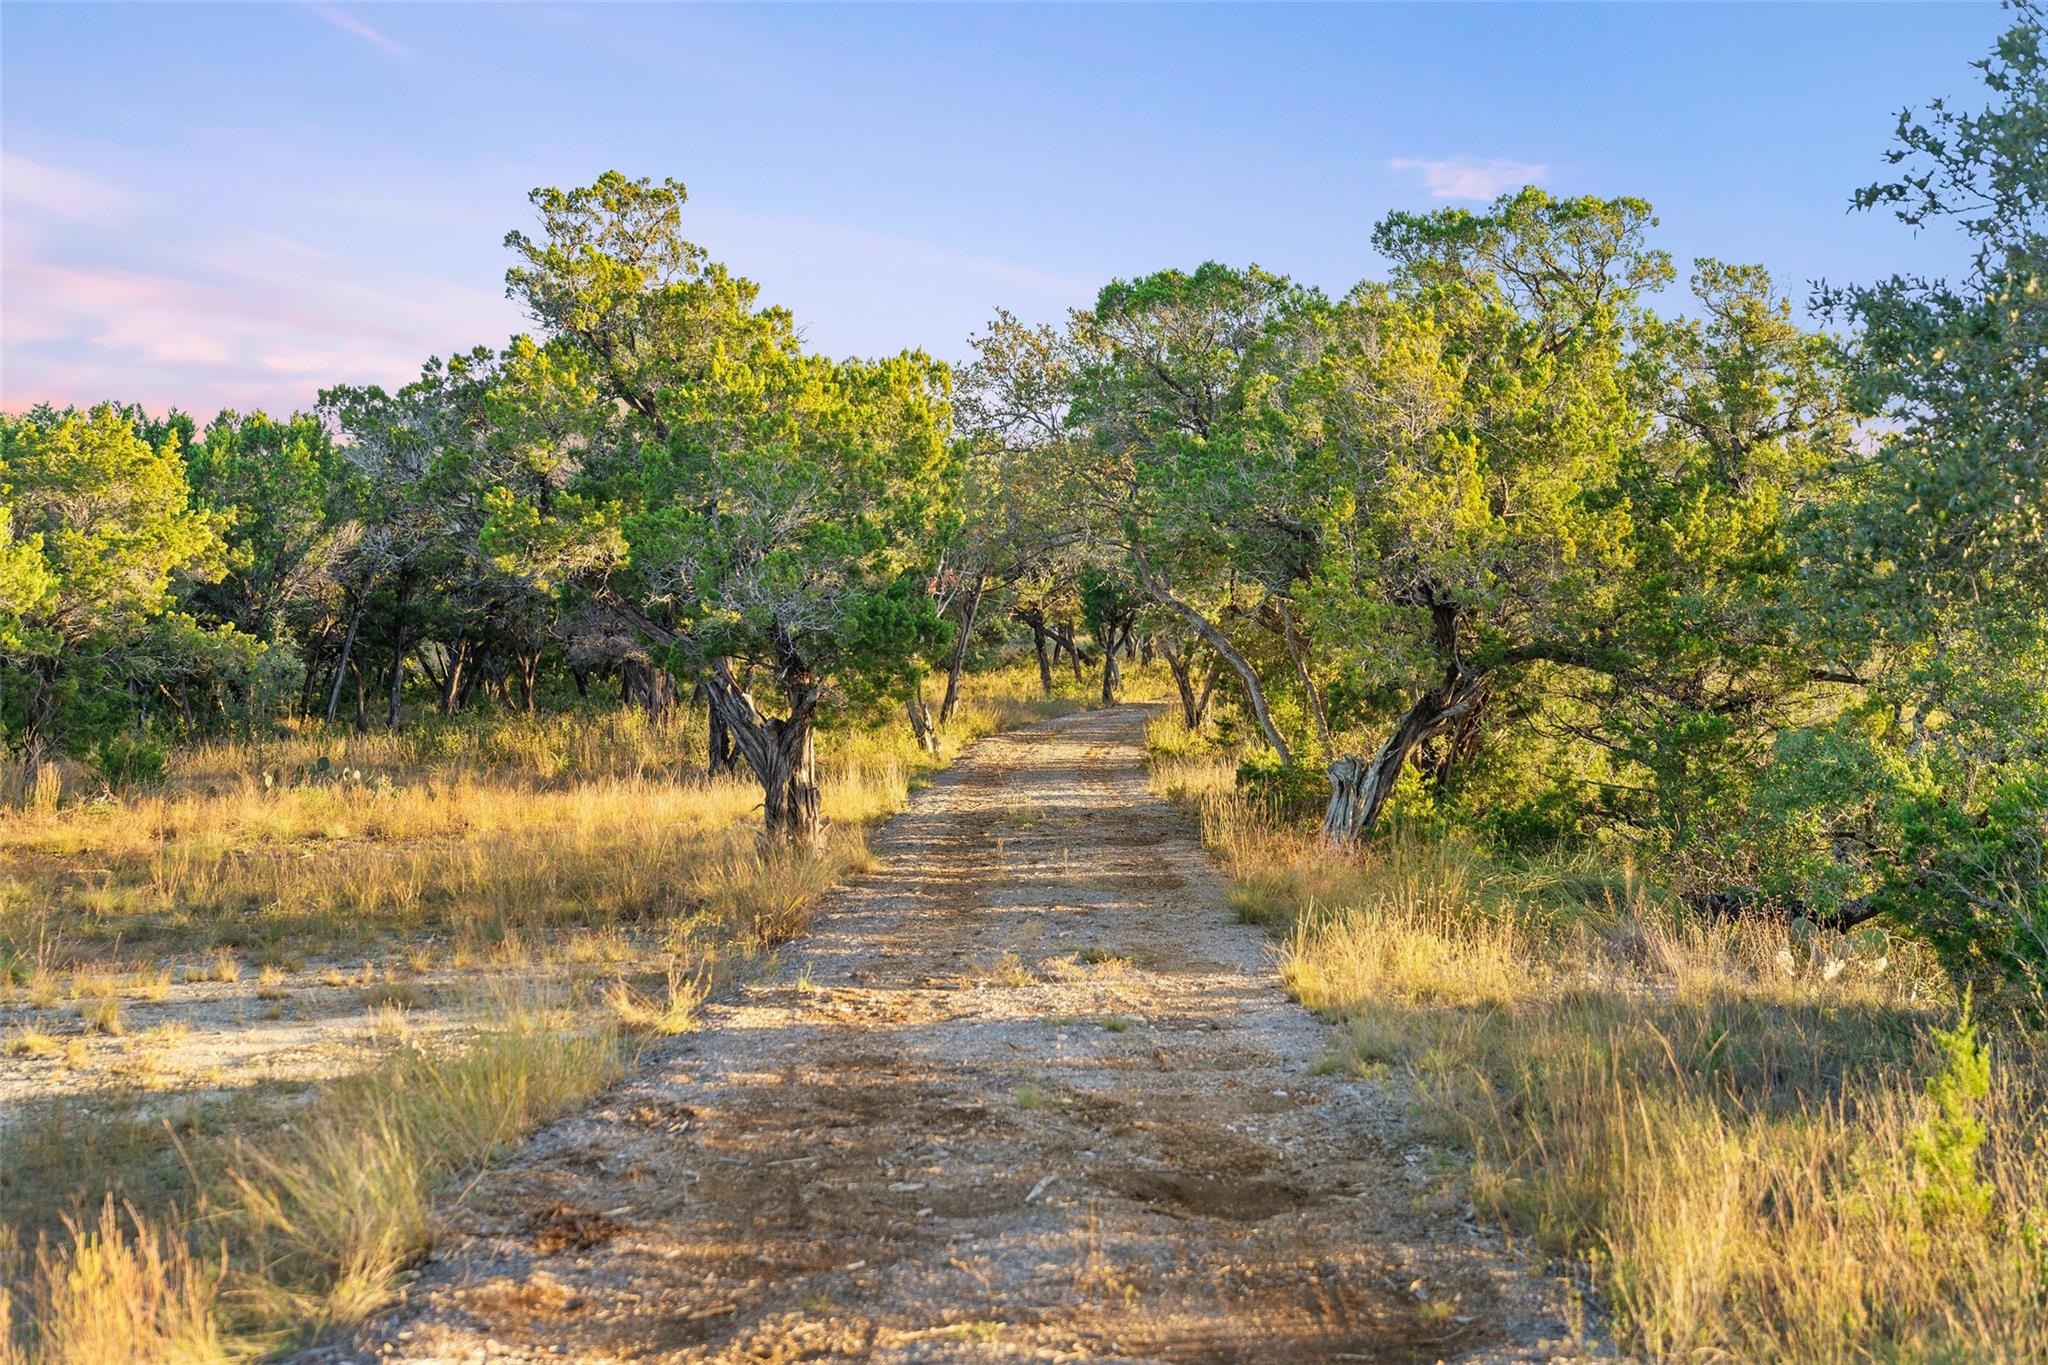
[0,1200,225,1365]
[1153,740,2048,1363]
[216,993,620,1338]
[3,996,621,1360]
[4,1027,64,1060]
[77,991,123,1038]
[0,663,1106,973]
[604,959,710,1036]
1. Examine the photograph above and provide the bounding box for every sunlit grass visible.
[1153,741,2048,1363]
[2,995,622,1360]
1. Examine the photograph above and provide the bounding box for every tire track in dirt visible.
[319,706,1580,1363]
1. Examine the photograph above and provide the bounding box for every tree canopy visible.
[5,7,2043,1004]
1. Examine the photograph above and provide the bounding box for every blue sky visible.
[0,2,2009,416]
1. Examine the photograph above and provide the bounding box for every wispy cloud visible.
[307,4,410,58]
[1390,156,1550,202]
[2,226,517,414]
[0,152,136,222]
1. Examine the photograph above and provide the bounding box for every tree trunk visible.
[620,659,677,722]
[1050,624,1085,680]
[1163,643,1208,729]
[415,644,446,702]
[458,657,484,711]
[298,618,335,718]
[1423,679,1489,791]
[1324,657,1488,848]
[1101,636,1122,703]
[702,660,825,848]
[1276,600,1331,753]
[324,594,366,725]
[519,651,541,716]
[760,721,822,847]
[700,674,737,776]
[907,688,939,754]
[938,573,986,724]
[1197,660,1222,728]
[385,620,407,730]
[1015,609,1055,695]
[1127,544,1292,764]
[440,634,470,716]
[709,712,736,776]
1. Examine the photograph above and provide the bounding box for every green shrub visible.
[1233,751,1329,823]
[90,734,166,790]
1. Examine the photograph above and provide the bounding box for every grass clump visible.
[604,960,710,1036]
[2,998,622,1359]
[1,1199,226,1365]
[217,997,621,1336]
[5,1027,64,1060]
[78,992,123,1038]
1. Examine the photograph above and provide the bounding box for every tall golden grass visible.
[1147,713,2048,1363]
[0,662,1100,974]
[2,995,618,1361]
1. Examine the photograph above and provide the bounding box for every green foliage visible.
[1764,3,2048,1009]
[1890,770,2048,1014]
[184,408,347,641]
[501,173,958,710]
[89,733,167,791]
[1233,751,1329,823]
[0,405,238,759]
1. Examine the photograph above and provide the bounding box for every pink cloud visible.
[0,152,137,222]
[1,243,520,415]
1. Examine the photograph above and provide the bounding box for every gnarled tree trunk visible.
[707,704,736,776]
[687,676,739,776]
[1324,649,1487,847]
[702,659,826,848]
[907,687,939,755]
[1162,640,1221,730]
[1013,607,1055,695]
[621,659,677,722]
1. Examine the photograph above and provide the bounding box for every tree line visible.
[3,9,2043,1006]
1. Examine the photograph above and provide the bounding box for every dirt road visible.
[327,706,1580,1363]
